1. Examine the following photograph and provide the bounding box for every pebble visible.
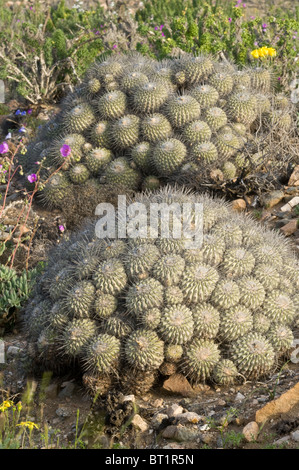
[166,404,184,418]
[55,407,71,418]
[45,383,58,400]
[273,436,290,445]
[131,414,149,433]
[280,219,298,236]
[152,398,164,408]
[162,425,178,439]
[151,413,169,430]
[176,412,202,424]
[262,190,284,209]
[7,346,22,357]
[242,421,259,442]
[58,382,75,398]
[232,199,246,212]
[235,392,245,402]
[200,424,211,432]
[121,394,135,404]
[174,426,201,443]
[291,430,299,442]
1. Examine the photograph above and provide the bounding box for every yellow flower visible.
[268,47,276,57]
[17,421,39,431]
[250,49,260,59]
[0,400,13,412]
[259,46,269,57]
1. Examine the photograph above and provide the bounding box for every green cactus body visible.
[191,85,219,109]
[152,138,187,175]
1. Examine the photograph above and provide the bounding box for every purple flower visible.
[254,41,258,46]
[58,225,65,233]
[0,142,9,154]
[112,44,117,49]
[160,25,164,30]
[5,133,12,140]
[154,26,158,30]
[27,109,33,115]
[293,35,297,39]
[60,144,71,157]
[228,18,232,23]
[278,77,281,81]
[27,173,37,183]
[161,32,165,37]
[243,3,246,6]
[34,161,40,165]
[262,23,267,28]
[15,109,21,116]
[250,16,255,19]
[21,111,26,116]
[19,127,26,133]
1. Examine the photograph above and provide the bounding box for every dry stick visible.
[0,143,22,219]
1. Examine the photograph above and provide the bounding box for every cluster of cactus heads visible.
[24,187,299,396]
[22,52,296,209]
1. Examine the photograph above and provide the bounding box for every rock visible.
[131,414,148,433]
[121,395,135,404]
[242,421,259,442]
[166,404,184,418]
[273,436,290,446]
[232,199,246,212]
[56,407,71,418]
[235,392,245,402]
[291,430,299,442]
[201,433,215,445]
[162,374,194,397]
[151,413,169,430]
[275,220,289,229]
[280,197,299,212]
[176,412,201,424]
[200,424,211,431]
[152,398,164,408]
[45,383,58,399]
[58,381,75,398]
[6,346,22,357]
[162,425,178,439]
[163,442,186,449]
[256,382,299,425]
[217,399,226,406]
[280,219,298,236]
[174,425,201,442]
[288,165,299,186]
[262,190,284,209]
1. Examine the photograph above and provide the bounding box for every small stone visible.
[162,374,194,397]
[7,346,22,357]
[58,382,75,398]
[256,382,299,425]
[217,399,226,406]
[131,414,148,433]
[152,398,164,408]
[291,430,299,442]
[288,165,299,186]
[232,199,246,212]
[166,404,184,418]
[163,442,185,449]
[200,424,211,431]
[151,413,169,430]
[273,436,290,446]
[121,395,135,404]
[162,425,178,439]
[275,220,289,229]
[56,407,71,418]
[242,421,259,442]
[45,383,58,399]
[176,412,201,424]
[235,392,245,402]
[174,426,201,442]
[252,399,259,406]
[280,219,298,236]
[280,196,299,212]
[262,190,284,209]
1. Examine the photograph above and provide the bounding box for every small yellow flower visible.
[17,421,39,431]
[0,400,13,412]
[250,49,260,59]
[268,47,276,57]
[259,46,269,57]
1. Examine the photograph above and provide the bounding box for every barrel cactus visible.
[22,53,296,215]
[24,187,299,396]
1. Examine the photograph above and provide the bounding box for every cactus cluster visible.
[23,53,295,209]
[24,187,299,396]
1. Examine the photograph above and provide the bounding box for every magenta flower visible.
[27,109,33,115]
[27,173,37,183]
[112,44,117,49]
[0,142,9,154]
[161,32,165,37]
[262,23,267,28]
[160,25,164,30]
[60,144,71,157]
[228,18,232,22]
[278,77,281,81]
[59,225,65,232]
[154,26,158,30]
[250,16,255,20]
[34,161,40,165]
